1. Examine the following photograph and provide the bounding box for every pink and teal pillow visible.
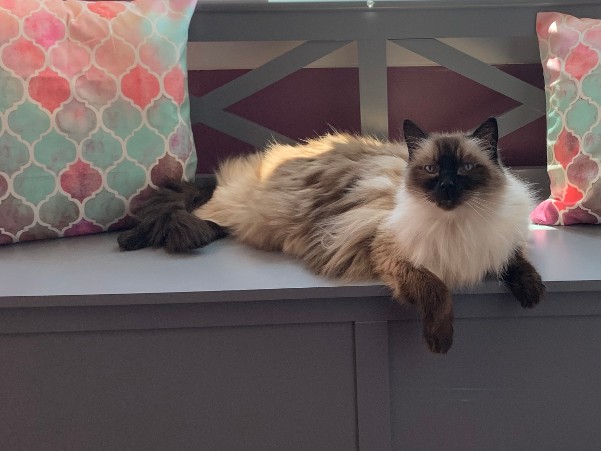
[531,12,601,225]
[0,0,197,244]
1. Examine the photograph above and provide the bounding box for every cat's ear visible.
[403,119,428,160]
[470,117,499,162]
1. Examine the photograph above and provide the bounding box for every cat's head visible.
[403,117,505,211]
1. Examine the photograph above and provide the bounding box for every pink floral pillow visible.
[531,12,601,225]
[0,0,197,244]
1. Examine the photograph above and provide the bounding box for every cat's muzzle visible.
[435,198,461,211]
[433,181,461,210]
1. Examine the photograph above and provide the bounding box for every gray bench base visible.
[1,224,601,450]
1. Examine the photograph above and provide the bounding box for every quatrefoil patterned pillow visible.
[0,0,197,244]
[531,12,601,225]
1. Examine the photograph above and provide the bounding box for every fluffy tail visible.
[118,179,228,253]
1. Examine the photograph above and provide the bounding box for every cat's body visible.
[119,118,544,353]
[197,133,403,281]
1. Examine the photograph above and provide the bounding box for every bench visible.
[2,1,601,450]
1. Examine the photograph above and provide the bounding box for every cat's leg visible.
[118,179,228,253]
[500,248,545,308]
[378,260,454,354]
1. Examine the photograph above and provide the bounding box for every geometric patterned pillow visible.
[0,0,197,244]
[531,12,601,225]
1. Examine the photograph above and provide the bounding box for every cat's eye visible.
[424,164,439,174]
[462,163,475,171]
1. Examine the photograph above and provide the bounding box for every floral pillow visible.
[531,12,601,225]
[0,0,197,244]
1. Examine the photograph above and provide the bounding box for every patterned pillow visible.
[0,0,197,244]
[531,12,601,225]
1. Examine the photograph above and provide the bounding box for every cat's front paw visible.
[514,273,545,309]
[423,315,453,354]
[501,250,545,309]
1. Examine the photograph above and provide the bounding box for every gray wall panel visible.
[389,316,601,450]
[0,323,358,451]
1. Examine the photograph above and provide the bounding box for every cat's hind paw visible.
[163,213,228,253]
[117,222,149,251]
[117,180,226,253]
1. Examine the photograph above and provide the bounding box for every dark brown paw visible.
[116,181,226,253]
[501,250,545,309]
[423,317,453,354]
[117,222,150,251]
[515,276,545,309]
[163,212,225,253]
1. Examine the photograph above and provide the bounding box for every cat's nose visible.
[439,178,454,191]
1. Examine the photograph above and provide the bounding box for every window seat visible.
[1,221,601,450]
[2,223,601,311]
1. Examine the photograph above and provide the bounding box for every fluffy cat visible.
[119,117,544,353]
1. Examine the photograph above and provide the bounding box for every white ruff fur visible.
[384,170,535,288]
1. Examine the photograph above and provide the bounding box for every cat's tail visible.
[117,179,228,253]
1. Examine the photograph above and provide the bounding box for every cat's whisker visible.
[465,193,499,207]
[464,201,508,243]
[466,198,498,213]
[467,193,531,240]
[469,201,529,240]
[466,195,505,212]
[466,200,528,241]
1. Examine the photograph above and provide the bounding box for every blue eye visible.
[424,164,439,174]
[462,163,475,171]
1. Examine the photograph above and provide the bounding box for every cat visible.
[118,117,545,354]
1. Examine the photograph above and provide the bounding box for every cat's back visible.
[201,133,407,276]
[263,133,406,180]
[262,133,406,197]
[212,133,406,215]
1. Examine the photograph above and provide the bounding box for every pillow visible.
[531,12,601,225]
[0,0,197,244]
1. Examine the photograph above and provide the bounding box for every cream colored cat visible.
[119,118,544,353]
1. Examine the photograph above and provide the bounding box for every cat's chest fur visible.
[383,173,533,288]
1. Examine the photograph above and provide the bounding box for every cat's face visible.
[403,118,505,211]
